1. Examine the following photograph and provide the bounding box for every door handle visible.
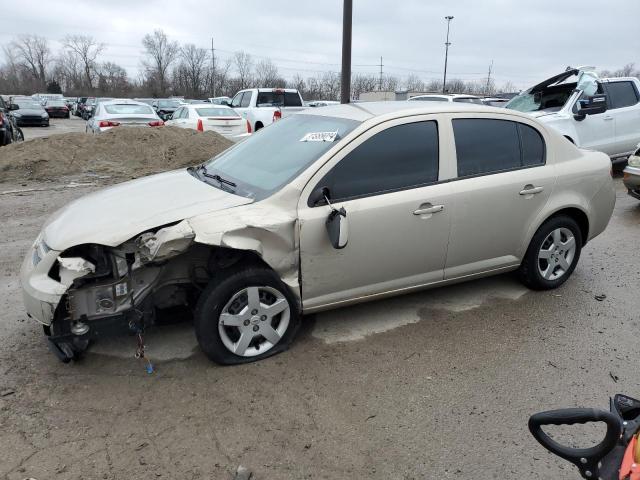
[604,116,614,121]
[413,204,444,215]
[519,185,544,195]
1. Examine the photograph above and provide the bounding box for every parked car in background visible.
[44,99,70,118]
[73,97,88,117]
[0,95,12,146]
[85,99,163,133]
[307,100,340,107]
[20,102,615,364]
[166,103,249,139]
[9,98,49,127]
[505,67,640,162]
[81,97,96,120]
[184,99,211,104]
[209,96,231,105]
[230,88,307,132]
[481,97,510,107]
[623,146,640,200]
[152,98,181,120]
[408,93,484,104]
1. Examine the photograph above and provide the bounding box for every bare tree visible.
[255,59,284,87]
[177,43,208,97]
[142,29,179,95]
[62,35,104,90]
[53,50,83,94]
[499,81,518,94]
[351,73,378,99]
[97,62,130,96]
[11,35,51,86]
[405,74,425,92]
[234,51,254,89]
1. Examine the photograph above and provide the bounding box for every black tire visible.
[255,122,263,131]
[518,215,582,290]
[14,127,24,142]
[194,267,300,365]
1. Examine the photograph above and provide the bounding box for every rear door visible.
[444,116,555,279]
[603,80,640,155]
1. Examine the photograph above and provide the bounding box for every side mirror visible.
[326,207,348,249]
[574,94,607,121]
[8,104,18,111]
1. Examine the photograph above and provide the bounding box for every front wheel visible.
[194,267,300,365]
[518,215,582,290]
[14,127,24,142]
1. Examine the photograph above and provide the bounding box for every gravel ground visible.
[20,116,87,141]
[0,173,638,480]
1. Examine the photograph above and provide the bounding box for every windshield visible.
[256,91,302,107]
[201,114,360,200]
[104,104,154,115]
[195,107,238,117]
[158,100,180,108]
[46,101,66,107]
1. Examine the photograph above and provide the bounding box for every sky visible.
[0,0,638,90]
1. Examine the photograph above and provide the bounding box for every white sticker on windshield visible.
[300,131,338,142]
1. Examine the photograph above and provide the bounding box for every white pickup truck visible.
[228,88,307,132]
[506,67,640,162]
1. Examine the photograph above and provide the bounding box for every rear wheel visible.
[518,215,582,290]
[194,267,300,365]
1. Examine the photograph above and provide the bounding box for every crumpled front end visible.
[20,201,301,362]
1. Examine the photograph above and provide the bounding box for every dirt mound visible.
[0,127,233,184]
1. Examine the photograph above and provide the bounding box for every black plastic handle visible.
[529,408,622,464]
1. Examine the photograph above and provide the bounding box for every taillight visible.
[197,119,204,132]
[148,120,164,127]
[273,110,282,122]
[0,111,4,123]
[246,119,252,133]
[98,120,120,128]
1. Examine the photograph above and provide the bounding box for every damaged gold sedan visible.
[20,102,615,364]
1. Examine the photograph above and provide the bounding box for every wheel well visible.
[563,135,575,144]
[550,208,589,245]
[255,121,263,131]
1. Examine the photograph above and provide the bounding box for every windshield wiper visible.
[197,165,237,189]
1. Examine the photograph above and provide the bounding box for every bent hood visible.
[43,169,253,251]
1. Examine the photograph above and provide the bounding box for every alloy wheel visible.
[218,286,290,357]
[537,227,577,281]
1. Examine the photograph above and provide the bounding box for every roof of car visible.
[302,101,513,122]
[186,103,231,108]
[99,99,150,107]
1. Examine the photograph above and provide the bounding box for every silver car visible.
[20,102,615,364]
[85,100,163,133]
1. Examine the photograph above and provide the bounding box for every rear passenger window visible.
[320,121,439,202]
[605,82,639,109]
[453,119,545,177]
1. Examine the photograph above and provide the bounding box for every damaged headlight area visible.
[47,221,212,362]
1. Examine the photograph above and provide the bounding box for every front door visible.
[298,118,453,311]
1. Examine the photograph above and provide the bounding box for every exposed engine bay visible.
[47,221,264,361]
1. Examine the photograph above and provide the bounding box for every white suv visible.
[506,68,640,161]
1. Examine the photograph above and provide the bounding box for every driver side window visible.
[231,92,243,108]
[317,121,439,204]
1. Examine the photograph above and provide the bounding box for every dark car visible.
[44,99,70,118]
[0,96,11,146]
[74,97,88,117]
[152,99,181,120]
[9,98,49,127]
[81,97,96,120]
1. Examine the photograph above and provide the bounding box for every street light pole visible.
[340,0,353,103]
[442,15,454,94]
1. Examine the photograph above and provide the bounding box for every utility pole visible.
[379,56,383,91]
[211,37,216,98]
[442,15,454,94]
[485,60,493,95]
[340,0,353,103]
